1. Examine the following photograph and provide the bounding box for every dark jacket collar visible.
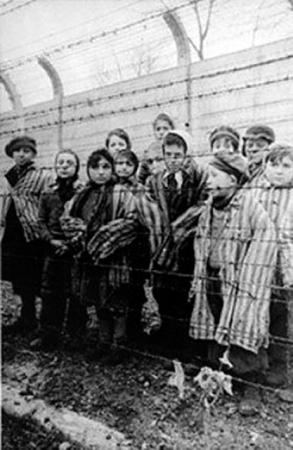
[5,161,35,187]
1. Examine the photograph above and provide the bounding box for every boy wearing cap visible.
[188,151,277,415]
[145,129,208,354]
[210,125,240,154]
[2,136,51,334]
[242,124,275,185]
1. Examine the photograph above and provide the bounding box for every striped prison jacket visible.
[1,162,51,242]
[251,176,293,285]
[189,188,277,354]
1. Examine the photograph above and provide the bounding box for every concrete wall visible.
[1,37,293,175]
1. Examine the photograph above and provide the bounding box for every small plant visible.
[194,365,233,449]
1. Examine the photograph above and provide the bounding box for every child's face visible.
[55,152,77,179]
[212,137,236,154]
[88,157,113,185]
[265,156,293,186]
[207,165,236,198]
[147,146,164,175]
[163,144,185,173]
[245,137,269,166]
[108,135,128,155]
[12,146,35,167]
[154,120,172,142]
[115,156,135,179]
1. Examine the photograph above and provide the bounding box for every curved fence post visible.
[163,11,192,132]
[0,72,24,131]
[37,56,64,149]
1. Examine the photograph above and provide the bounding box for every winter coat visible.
[189,189,277,354]
[38,179,84,243]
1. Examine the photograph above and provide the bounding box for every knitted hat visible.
[163,129,193,154]
[243,125,275,143]
[5,135,37,158]
[209,152,249,183]
[209,125,240,149]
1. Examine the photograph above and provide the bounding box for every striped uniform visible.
[189,189,277,354]
[2,164,51,242]
[280,203,293,286]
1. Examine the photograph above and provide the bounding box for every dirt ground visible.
[2,282,293,450]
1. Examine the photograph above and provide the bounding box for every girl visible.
[67,149,137,363]
[113,148,142,194]
[33,149,85,351]
[105,128,131,155]
[138,112,174,184]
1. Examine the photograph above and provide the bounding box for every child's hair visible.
[105,128,131,151]
[163,132,187,154]
[54,149,80,177]
[114,149,139,174]
[265,144,293,164]
[86,148,114,177]
[153,113,175,130]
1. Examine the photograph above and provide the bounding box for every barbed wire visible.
[0,0,37,17]
[1,252,292,301]
[0,0,196,72]
[1,73,292,136]
[1,51,292,125]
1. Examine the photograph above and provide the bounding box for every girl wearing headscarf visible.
[33,149,85,351]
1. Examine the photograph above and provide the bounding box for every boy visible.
[2,136,51,334]
[252,144,293,387]
[188,151,277,415]
[210,125,240,154]
[145,129,208,355]
[242,124,275,185]
[137,113,174,185]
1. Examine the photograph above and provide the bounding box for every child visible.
[137,112,174,185]
[67,149,137,363]
[32,149,85,351]
[188,151,277,415]
[144,129,208,355]
[114,149,139,188]
[105,128,131,155]
[210,125,240,154]
[252,144,293,387]
[242,124,275,185]
[2,136,51,334]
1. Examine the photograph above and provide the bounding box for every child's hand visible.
[50,239,68,255]
[55,245,69,256]
[50,239,64,249]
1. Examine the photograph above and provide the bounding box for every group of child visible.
[1,112,292,416]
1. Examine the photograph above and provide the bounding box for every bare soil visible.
[2,281,293,449]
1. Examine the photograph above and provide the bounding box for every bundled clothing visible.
[66,180,138,346]
[38,178,86,344]
[1,161,51,327]
[189,189,277,374]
